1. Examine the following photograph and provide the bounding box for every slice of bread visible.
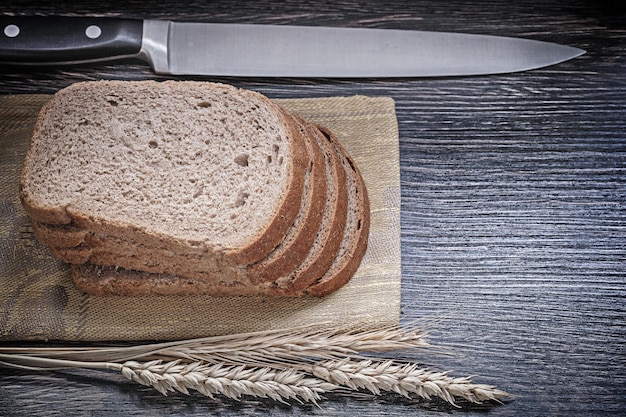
[21,80,309,267]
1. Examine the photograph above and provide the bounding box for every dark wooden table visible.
[1,1,625,416]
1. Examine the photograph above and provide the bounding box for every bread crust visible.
[48,245,92,265]
[31,222,88,248]
[48,241,237,281]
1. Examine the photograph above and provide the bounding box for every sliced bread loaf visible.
[30,118,358,291]
[23,81,370,297]
[21,80,310,269]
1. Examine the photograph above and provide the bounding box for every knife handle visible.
[0,16,143,64]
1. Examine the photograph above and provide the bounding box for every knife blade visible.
[0,16,585,77]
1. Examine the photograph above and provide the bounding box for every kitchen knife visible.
[0,16,585,77]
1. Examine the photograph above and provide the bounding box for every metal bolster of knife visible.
[0,16,143,65]
[138,20,170,74]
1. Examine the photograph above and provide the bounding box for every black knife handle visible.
[0,16,143,64]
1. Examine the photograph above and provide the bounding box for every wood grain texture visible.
[1,0,625,416]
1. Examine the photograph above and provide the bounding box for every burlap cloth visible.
[0,93,400,342]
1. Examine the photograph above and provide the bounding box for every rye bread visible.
[32,118,356,291]
[23,81,370,297]
[20,80,310,267]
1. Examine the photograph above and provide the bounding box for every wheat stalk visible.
[0,323,511,407]
[0,323,433,366]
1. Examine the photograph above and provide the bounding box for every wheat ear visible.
[120,360,339,404]
[306,359,510,406]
